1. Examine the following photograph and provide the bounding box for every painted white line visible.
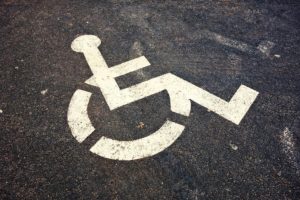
[90,120,185,160]
[67,89,95,143]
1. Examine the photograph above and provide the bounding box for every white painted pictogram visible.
[68,35,259,160]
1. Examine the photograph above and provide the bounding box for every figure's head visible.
[71,35,101,52]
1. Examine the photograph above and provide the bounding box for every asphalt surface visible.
[1,0,300,199]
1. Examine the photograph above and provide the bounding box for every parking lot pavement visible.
[1,0,300,199]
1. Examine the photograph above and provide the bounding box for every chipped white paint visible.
[280,128,294,155]
[200,30,253,53]
[90,120,184,160]
[280,127,300,172]
[129,41,148,79]
[130,40,144,57]
[41,89,48,95]
[257,41,275,56]
[201,30,275,57]
[68,35,259,160]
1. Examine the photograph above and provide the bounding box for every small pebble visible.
[229,143,238,151]
[274,54,281,58]
[0,109,3,114]
[15,66,19,69]
[136,122,145,129]
[277,171,282,176]
[41,89,48,95]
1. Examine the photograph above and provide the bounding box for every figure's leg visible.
[165,74,259,125]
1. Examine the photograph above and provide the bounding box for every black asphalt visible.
[1,0,300,199]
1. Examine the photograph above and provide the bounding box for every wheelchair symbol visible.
[68,35,259,160]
